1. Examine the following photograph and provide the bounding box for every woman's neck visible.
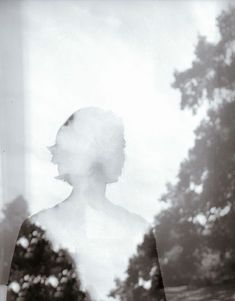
[68,174,107,207]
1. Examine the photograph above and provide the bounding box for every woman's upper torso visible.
[7,200,166,301]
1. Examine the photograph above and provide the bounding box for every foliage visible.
[7,220,90,301]
[109,229,166,301]
[173,6,235,112]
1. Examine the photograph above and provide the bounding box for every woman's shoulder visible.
[16,211,51,243]
[16,205,66,250]
[26,203,62,231]
[103,199,151,237]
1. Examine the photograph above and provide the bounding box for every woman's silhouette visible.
[7,107,166,301]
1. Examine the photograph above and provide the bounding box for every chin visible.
[55,173,72,184]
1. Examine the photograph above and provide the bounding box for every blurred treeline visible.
[0,197,29,284]
[111,5,235,300]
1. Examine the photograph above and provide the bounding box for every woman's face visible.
[49,144,72,178]
[49,141,125,183]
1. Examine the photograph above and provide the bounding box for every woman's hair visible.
[50,107,125,183]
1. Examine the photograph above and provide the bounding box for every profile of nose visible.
[47,145,56,154]
[47,145,58,164]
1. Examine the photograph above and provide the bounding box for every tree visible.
[153,5,235,286]
[7,219,91,301]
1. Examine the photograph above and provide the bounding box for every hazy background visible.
[2,0,226,222]
[1,1,234,299]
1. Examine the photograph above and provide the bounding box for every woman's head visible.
[49,107,125,184]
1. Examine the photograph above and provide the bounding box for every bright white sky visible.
[22,0,226,222]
